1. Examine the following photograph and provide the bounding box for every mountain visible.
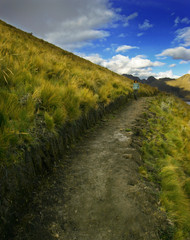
[142,76,181,97]
[122,74,142,82]
[123,74,190,100]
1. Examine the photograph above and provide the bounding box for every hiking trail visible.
[13,97,168,240]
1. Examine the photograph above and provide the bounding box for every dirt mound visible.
[13,97,169,240]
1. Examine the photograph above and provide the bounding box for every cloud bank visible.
[79,53,168,79]
[0,0,117,50]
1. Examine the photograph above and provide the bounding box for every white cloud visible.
[118,33,125,38]
[137,32,144,37]
[138,19,153,30]
[174,17,180,26]
[79,53,180,79]
[157,47,190,61]
[180,60,190,64]
[181,17,190,24]
[175,27,190,47]
[0,0,118,51]
[81,53,105,66]
[155,70,179,79]
[123,12,138,27]
[169,64,176,67]
[79,53,165,79]
[188,70,190,74]
[115,45,139,53]
[174,16,190,26]
[104,47,111,51]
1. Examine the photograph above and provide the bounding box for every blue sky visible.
[0,0,190,79]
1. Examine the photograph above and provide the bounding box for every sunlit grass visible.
[0,19,158,165]
[166,74,190,99]
[141,95,190,239]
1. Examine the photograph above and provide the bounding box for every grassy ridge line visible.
[0,19,157,165]
[139,94,190,240]
[166,74,190,100]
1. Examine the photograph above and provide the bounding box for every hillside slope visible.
[0,19,157,165]
[166,74,190,99]
[0,19,158,237]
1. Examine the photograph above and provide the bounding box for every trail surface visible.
[14,97,168,240]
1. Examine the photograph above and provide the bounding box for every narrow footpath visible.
[13,97,169,240]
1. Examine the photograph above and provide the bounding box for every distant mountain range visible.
[123,74,190,100]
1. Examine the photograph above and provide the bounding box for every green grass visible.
[0,19,158,166]
[140,94,190,239]
[125,128,131,132]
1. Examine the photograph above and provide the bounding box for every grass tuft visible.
[44,112,55,131]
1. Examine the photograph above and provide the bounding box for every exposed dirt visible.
[12,97,169,240]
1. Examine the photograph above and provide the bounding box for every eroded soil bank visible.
[12,97,170,240]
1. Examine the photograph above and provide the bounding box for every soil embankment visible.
[13,97,169,240]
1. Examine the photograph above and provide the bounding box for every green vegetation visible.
[0,19,157,166]
[141,94,190,239]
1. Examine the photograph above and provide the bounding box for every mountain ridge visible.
[123,74,190,100]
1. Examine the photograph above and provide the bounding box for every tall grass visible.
[141,94,190,239]
[0,19,158,165]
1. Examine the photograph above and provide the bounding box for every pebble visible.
[123,154,133,159]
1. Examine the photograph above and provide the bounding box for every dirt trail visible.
[13,97,168,240]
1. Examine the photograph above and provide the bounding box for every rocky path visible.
[13,97,168,240]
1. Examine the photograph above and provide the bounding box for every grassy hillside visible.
[0,19,157,166]
[139,95,190,240]
[166,74,190,99]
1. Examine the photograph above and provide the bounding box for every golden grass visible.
[166,74,190,91]
[0,19,157,165]
[141,95,190,239]
[166,74,190,99]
